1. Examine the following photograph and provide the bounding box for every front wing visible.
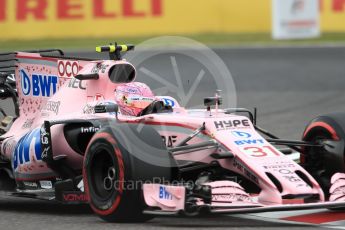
[143,183,345,216]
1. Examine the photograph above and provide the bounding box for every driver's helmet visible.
[115,82,155,116]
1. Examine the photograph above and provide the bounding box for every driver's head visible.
[115,82,155,116]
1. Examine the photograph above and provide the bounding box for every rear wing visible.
[0,49,98,118]
[0,49,64,74]
[0,49,98,76]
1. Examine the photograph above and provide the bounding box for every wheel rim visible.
[89,145,118,201]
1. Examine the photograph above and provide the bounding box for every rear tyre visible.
[83,123,177,222]
[302,112,345,198]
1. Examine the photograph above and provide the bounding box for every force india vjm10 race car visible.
[0,44,345,222]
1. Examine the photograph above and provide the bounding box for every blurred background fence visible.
[0,0,344,41]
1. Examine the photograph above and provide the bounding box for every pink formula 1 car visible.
[0,44,345,222]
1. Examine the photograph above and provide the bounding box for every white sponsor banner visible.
[272,0,320,39]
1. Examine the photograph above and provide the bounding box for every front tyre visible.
[83,123,176,222]
[302,112,345,198]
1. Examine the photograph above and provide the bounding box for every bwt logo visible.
[20,69,58,97]
[235,139,265,146]
[159,186,173,200]
[231,131,251,138]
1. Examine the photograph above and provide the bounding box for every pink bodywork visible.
[0,51,336,211]
[330,173,345,202]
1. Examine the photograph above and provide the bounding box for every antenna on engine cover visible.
[204,89,223,116]
[96,43,135,60]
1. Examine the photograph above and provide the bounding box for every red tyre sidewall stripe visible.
[303,121,340,141]
[83,132,125,217]
[301,121,340,164]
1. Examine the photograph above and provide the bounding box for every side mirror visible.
[75,73,99,81]
[94,103,119,114]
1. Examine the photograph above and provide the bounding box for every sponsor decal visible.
[118,87,140,94]
[41,146,50,160]
[235,139,265,146]
[231,131,251,138]
[0,0,163,23]
[231,131,265,146]
[20,69,30,96]
[241,146,281,158]
[263,163,296,170]
[12,128,42,170]
[21,118,34,129]
[130,96,153,102]
[332,0,345,12]
[20,69,58,97]
[80,126,100,134]
[95,93,104,101]
[83,104,94,114]
[63,192,88,203]
[260,160,308,187]
[91,63,109,74]
[23,181,38,188]
[159,186,173,200]
[161,135,177,147]
[83,98,108,114]
[39,180,53,189]
[68,78,86,90]
[214,119,250,130]
[40,126,49,145]
[57,60,79,78]
[212,194,252,202]
[233,160,259,184]
[277,168,303,183]
[161,98,175,107]
[272,0,319,39]
[40,125,50,160]
[41,101,61,115]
